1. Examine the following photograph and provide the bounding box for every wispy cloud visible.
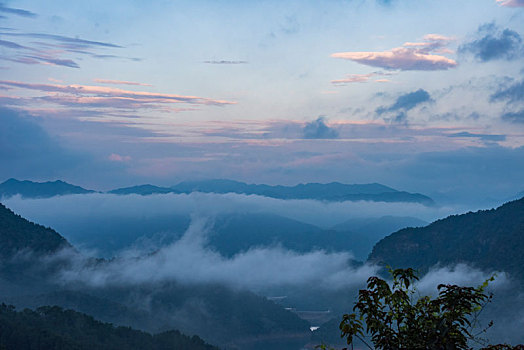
[376,89,432,117]
[0,39,28,49]
[203,60,248,64]
[502,110,524,123]
[332,34,457,71]
[0,3,36,18]
[496,0,524,7]
[0,32,121,48]
[491,79,524,103]
[0,30,130,69]
[0,80,236,106]
[108,153,132,162]
[331,72,394,85]
[0,55,79,68]
[94,79,152,87]
[447,131,506,142]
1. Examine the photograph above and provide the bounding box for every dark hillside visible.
[0,202,70,258]
[369,197,524,279]
[0,304,218,350]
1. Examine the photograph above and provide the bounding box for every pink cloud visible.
[108,153,132,162]
[331,73,375,85]
[331,71,394,85]
[496,0,524,7]
[94,79,152,86]
[0,80,235,106]
[331,34,457,71]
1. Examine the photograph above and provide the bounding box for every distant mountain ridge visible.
[114,179,436,205]
[1,178,434,205]
[368,197,524,280]
[109,184,176,195]
[0,178,94,199]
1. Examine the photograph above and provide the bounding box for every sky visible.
[1,0,524,204]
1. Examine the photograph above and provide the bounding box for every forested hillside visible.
[0,304,218,350]
[369,197,524,279]
[0,203,70,258]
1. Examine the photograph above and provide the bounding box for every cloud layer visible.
[53,217,377,291]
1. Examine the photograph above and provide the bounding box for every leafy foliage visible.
[335,268,495,349]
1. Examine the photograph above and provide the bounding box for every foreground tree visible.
[323,268,510,350]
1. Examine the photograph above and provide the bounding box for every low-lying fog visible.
[4,192,480,247]
[4,193,523,344]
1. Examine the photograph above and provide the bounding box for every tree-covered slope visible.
[0,304,218,350]
[368,197,524,279]
[0,202,70,258]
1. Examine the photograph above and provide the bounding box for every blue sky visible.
[1,0,523,203]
